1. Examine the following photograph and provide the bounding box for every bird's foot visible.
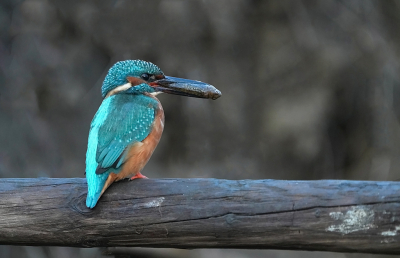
[130,172,148,180]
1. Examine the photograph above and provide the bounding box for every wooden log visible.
[0,178,399,254]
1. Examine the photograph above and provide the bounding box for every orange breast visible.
[117,103,164,180]
[100,96,165,196]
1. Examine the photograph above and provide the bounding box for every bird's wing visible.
[95,100,155,174]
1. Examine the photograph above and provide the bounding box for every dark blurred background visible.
[1,0,400,257]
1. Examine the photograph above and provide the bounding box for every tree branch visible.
[0,178,399,254]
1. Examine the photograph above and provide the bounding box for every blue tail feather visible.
[86,172,108,209]
[86,194,100,209]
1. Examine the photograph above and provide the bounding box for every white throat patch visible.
[105,83,132,98]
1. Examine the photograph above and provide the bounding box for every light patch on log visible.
[381,226,400,236]
[132,197,165,209]
[381,238,396,244]
[326,206,375,234]
[143,197,165,208]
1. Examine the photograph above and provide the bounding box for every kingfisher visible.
[86,60,221,208]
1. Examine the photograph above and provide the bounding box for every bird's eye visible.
[141,73,150,81]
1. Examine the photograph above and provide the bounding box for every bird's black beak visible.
[150,76,221,100]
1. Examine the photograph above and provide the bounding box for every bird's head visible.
[101,60,221,100]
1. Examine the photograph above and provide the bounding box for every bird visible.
[85,60,221,208]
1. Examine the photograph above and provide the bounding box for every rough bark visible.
[0,178,399,254]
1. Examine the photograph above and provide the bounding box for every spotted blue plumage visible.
[86,94,159,208]
[96,94,158,169]
[101,60,163,98]
[86,60,164,208]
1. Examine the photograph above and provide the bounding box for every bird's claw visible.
[130,172,148,180]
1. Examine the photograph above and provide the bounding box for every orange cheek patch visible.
[127,76,146,86]
[155,74,165,80]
